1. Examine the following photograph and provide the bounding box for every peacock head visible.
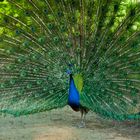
[66,69,72,75]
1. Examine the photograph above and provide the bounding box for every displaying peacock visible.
[0,0,140,127]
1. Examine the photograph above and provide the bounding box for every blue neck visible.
[68,74,80,107]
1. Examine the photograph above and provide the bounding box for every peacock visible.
[0,0,140,128]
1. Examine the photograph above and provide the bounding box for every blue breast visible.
[68,75,80,107]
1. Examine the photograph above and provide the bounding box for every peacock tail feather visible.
[0,0,140,120]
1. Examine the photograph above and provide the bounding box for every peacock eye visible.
[30,26,36,32]
[5,47,15,54]
[0,83,6,89]
[22,41,29,47]
[9,79,16,85]
[27,83,32,89]
[17,56,25,63]
[15,29,21,35]
[53,36,59,43]
[57,11,63,17]
[38,37,46,44]
[76,48,81,53]
[43,87,48,91]
[85,41,89,46]
[20,69,28,77]
[25,10,31,16]
[36,80,43,85]
[60,25,66,32]
[75,32,80,37]
[66,41,72,48]
[33,68,39,74]
[43,9,48,14]
[71,16,76,22]
[47,23,54,30]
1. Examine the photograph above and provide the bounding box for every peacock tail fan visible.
[0,0,140,120]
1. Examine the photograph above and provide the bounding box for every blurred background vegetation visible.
[0,0,140,38]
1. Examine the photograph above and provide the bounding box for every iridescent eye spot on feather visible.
[20,70,27,78]
[38,37,46,44]
[24,10,31,16]
[22,40,30,47]
[60,25,67,32]
[66,41,72,48]
[30,26,36,33]
[57,11,63,17]
[43,9,48,14]
[47,23,54,30]
[15,29,21,35]
[53,36,59,44]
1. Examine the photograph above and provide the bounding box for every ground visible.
[0,106,140,140]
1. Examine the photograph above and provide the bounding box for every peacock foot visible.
[76,121,86,128]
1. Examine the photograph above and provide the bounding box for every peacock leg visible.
[77,109,86,128]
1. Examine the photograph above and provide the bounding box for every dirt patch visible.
[34,126,75,140]
[0,107,140,140]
